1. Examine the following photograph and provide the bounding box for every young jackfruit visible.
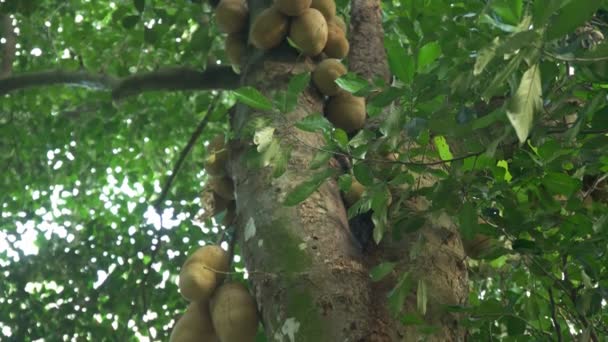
[169,301,219,342]
[209,176,235,201]
[210,282,259,342]
[225,32,247,67]
[179,245,230,302]
[250,7,289,50]
[289,8,328,56]
[324,20,349,59]
[204,134,228,176]
[325,92,366,133]
[215,0,248,34]
[329,15,347,32]
[311,0,336,20]
[312,58,347,96]
[344,179,365,207]
[273,0,312,16]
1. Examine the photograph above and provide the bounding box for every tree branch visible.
[0,70,119,94]
[111,66,240,100]
[0,66,240,99]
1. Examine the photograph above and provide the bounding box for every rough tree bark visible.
[228,0,468,341]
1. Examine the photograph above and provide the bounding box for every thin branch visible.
[545,50,608,63]
[139,95,221,331]
[153,94,221,211]
[548,288,563,342]
[0,66,240,99]
[545,127,608,135]
[1,14,16,78]
[582,173,608,199]
[290,130,484,167]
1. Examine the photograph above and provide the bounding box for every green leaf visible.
[295,113,332,133]
[474,37,500,76]
[121,15,140,29]
[416,279,427,315]
[546,0,601,40]
[253,126,275,152]
[432,136,453,161]
[386,38,414,84]
[369,262,396,282]
[505,316,526,335]
[333,129,349,149]
[506,64,542,143]
[480,13,517,33]
[566,91,605,140]
[491,0,523,25]
[482,52,524,100]
[388,271,414,316]
[459,203,478,240]
[233,87,273,110]
[400,313,425,325]
[338,174,353,192]
[542,172,581,196]
[143,27,158,44]
[284,72,311,112]
[133,0,145,13]
[533,0,567,27]
[371,206,388,244]
[369,87,403,108]
[417,41,441,72]
[353,163,374,187]
[496,160,513,182]
[309,150,332,169]
[284,168,335,206]
[335,73,370,95]
[475,30,541,76]
[379,108,403,137]
[272,146,290,178]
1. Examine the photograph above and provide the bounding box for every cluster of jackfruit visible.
[210,0,366,134]
[170,245,259,342]
[249,0,349,58]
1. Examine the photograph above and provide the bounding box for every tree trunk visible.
[230,53,373,341]
[228,1,469,340]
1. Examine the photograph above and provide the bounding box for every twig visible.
[153,95,221,211]
[545,50,608,62]
[290,131,484,167]
[1,14,16,77]
[582,173,608,199]
[545,127,608,135]
[140,96,220,335]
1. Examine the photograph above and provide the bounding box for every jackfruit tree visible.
[1,0,608,341]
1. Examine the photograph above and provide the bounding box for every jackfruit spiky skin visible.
[250,7,289,50]
[325,92,366,133]
[289,8,328,56]
[312,58,347,96]
[215,0,248,34]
